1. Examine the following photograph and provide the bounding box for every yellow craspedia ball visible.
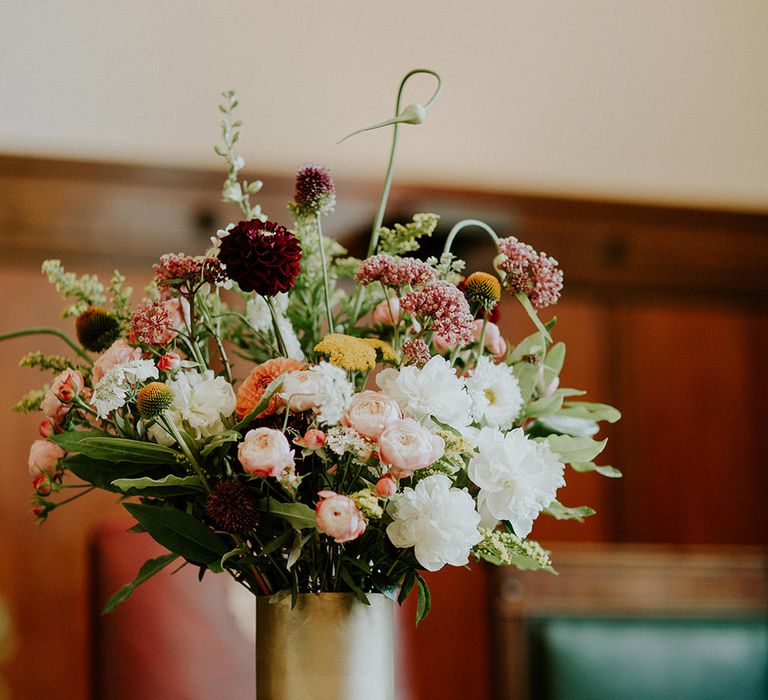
[463,272,501,308]
[135,382,174,419]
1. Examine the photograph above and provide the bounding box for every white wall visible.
[2,1,767,210]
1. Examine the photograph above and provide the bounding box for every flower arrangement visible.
[4,70,620,623]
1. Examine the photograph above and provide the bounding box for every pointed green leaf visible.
[415,572,431,626]
[515,292,552,342]
[63,454,160,492]
[102,553,179,614]
[544,500,596,522]
[559,401,622,423]
[545,435,607,463]
[112,475,203,492]
[261,498,319,531]
[51,432,180,464]
[524,394,564,418]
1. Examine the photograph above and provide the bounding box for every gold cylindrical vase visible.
[256,592,396,700]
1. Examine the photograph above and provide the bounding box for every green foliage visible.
[12,388,46,413]
[261,498,319,531]
[544,500,596,522]
[544,434,608,464]
[107,270,133,324]
[19,351,73,373]
[473,528,555,572]
[112,475,204,492]
[377,213,439,255]
[415,573,431,625]
[41,259,106,317]
[51,432,181,465]
[102,553,179,614]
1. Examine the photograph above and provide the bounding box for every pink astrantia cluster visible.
[496,236,563,310]
[130,299,179,346]
[400,281,474,346]
[401,337,431,367]
[356,254,436,289]
[153,253,224,291]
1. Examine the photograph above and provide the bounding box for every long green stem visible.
[265,297,288,357]
[442,219,500,256]
[160,415,210,491]
[52,486,96,508]
[0,328,93,364]
[315,213,334,332]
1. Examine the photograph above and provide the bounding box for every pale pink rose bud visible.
[28,439,65,476]
[316,491,366,543]
[379,418,445,476]
[157,352,181,372]
[473,320,507,359]
[372,297,401,326]
[343,390,402,441]
[238,427,295,478]
[38,420,55,439]
[43,369,85,422]
[32,474,52,496]
[57,383,75,402]
[93,340,142,383]
[300,429,326,450]
[375,475,397,498]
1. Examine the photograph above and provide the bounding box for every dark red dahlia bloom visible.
[218,220,302,296]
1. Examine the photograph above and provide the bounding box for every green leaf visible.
[102,553,179,614]
[232,374,285,431]
[513,362,540,402]
[261,498,319,531]
[398,571,416,605]
[51,432,180,464]
[538,415,599,437]
[509,331,547,363]
[199,430,241,457]
[124,503,230,565]
[544,435,607,463]
[544,341,566,376]
[544,500,596,522]
[524,394,563,418]
[558,401,622,424]
[339,568,370,606]
[63,454,160,492]
[515,292,552,342]
[112,475,203,491]
[287,533,311,570]
[415,572,431,625]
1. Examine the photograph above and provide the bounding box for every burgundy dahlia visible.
[218,219,302,296]
[205,479,260,534]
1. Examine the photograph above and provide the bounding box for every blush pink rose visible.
[296,428,326,451]
[372,297,401,326]
[343,390,402,441]
[375,475,397,498]
[28,439,65,476]
[379,418,445,475]
[93,340,142,383]
[316,491,366,543]
[472,320,507,359]
[41,369,85,422]
[157,352,181,372]
[238,427,295,478]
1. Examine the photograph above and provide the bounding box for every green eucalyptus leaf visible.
[124,503,230,565]
[102,553,179,614]
[514,362,540,402]
[544,342,566,376]
[544,435,607,463]
[544,500,596,522]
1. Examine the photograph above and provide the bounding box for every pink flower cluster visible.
[496,236,563,310]
[356,254,436,289]
[130,299,184,346]
[401,281,474,346]
[153,253,224,291]
[402,338,431,366]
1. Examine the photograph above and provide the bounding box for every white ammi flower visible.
[91,359,159,418]
[311,362,355,426]
[149,369,236,445]
[376,356,471,428]
[468,427,565,537]
[465,356,523,428]
[387,474,482,572]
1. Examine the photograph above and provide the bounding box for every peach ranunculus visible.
[236,358,304,420]
[280,369,321,413]
[41,369,85,423]
[93,340,142,383]
[372,296,401,326]
[379,418,445,476]
[315,491,366,543]
[343,390,402,441]
[238,427,295,478]
[28,439,65,476]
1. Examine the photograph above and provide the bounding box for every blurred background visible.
[1,2,766,699]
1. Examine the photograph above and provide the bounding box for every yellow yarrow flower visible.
[315,334,396,371]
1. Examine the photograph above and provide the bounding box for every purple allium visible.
[290,163,336,217]
[218,219,302,296]
[496,237,563,310]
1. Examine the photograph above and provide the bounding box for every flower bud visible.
[32,474,52,496]
[31,505,45,519]
[399,102,426,125]
[301,429,326,451]
[375,475,397,498]
[157,352,181,372]
[38,420,55,439]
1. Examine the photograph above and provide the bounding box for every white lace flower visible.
[325,425,372,460]
[465,356,523,428]
[148,369,236,445]
[387,474,482,571]
[468,427,565,537]
[311,362,355,426]
[376,356,471,428]
[91,359,159,418]
[246,293,303,359]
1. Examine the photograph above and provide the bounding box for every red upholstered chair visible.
[89,521,255,699]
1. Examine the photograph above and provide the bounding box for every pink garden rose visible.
[372,296,401,326]
[41,369,85,423]
[238,427,295,478]
[343,390,402,441]
[316,491,366,543]
[379,418,445,476]
[296,428,326,451]
[375,475,397,498]
[28,439,65,476]
[157,352,181,372]
[93,340,142,383]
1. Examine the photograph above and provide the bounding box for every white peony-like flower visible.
[465,356,523,428]
[468,427,565,537]
[387,474,482,571]
[149,369,236,445]
[292,362,354,426]
[91,359,159,418]
[376,356,471,428]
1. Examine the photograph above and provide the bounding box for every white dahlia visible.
[465,356,523,428]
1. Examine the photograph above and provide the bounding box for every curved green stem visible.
[160,415,211,491]
[265,297,288,357]
[0,328,93,364]
[442,219,500,257]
